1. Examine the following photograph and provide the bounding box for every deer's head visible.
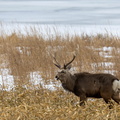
[53,54,76,84]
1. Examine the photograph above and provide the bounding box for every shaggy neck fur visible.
[62,74,76,92]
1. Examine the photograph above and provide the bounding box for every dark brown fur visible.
[73,73,119,106]
[56,71,120,108]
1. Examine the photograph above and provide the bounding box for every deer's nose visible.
[55,75,59,80]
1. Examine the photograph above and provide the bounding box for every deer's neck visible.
[62,74,76,92]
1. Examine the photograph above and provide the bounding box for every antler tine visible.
[65,53,76,68]
[52,54,61,68]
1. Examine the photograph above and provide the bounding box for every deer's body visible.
[53,54,120,108]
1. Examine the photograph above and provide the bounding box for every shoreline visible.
[0,23,120,37]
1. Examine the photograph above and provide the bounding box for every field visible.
[0,27,120,120]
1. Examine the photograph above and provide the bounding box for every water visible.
[0,0,120,25]
[0,0,120,35]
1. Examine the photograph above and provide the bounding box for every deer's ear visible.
[66,64,71,70]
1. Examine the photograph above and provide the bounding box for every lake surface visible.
[0,0,120,35]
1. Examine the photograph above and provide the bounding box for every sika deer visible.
[53,54,120,108]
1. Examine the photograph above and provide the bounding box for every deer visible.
[53,54,120,108]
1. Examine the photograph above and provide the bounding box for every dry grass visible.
[0,26,120,119]
[0,89,120,120]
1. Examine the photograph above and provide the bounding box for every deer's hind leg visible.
[79,94,87,106]
[112,92,120,104]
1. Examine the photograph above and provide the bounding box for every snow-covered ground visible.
[0,68,14,91]
[0,69,59,91]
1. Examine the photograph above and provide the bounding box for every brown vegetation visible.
[0,27,120,119]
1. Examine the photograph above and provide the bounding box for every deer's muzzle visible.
[55,75,59,80]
